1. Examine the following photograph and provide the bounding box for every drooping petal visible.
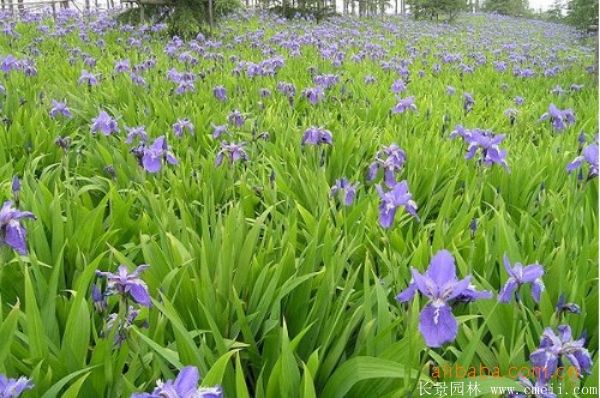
[498,278,518,303]
[378,203,396,229]
[418,303,458,348]
[142,154,162,173]
[4,220,28,254]
[531,279,545,303]
[572,349,593,375]
[529,349,558,384]
[129,283,152,307]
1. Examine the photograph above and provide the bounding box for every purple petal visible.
[521,264,544,283]
[498,278,518,303]
[531,279,544,303]
[396,281,417,303]
[174,366,200,394]
[419,303,458,348]
[426,250,457,287]
[378,204,396,229]
[129,283,152,307]
[4,221,28,254]
[142,154,162,173]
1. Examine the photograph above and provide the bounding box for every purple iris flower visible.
[175,81,195,94]
[555,294,581,315]
[330,179,358,206]
[49,100,72,119]
[172,119,195,137]
[96,264,152,307]
[459,129,509,170]
[215,142,248,166]
[125,126,148,144]
[313,74,338,89]
[498,254,545,303]
[367,144,407,186]
[566,143,598,178]
[106,305,140,346]
[301,127,333,146]
[277,81,296,98]
[446,86,456,95]
[213,85,227,101]
[130,73,147,87]
[570,84,584,92]
[392,96,417,114]
[540,104,575,131]
[0,201,35,255]
[91,111,118,135]
[0,374,34,397]
[211,124,228,139]
[364,75,376,84]
[302,86,325,105]
[391,79,406,94]
[396,250,491,347]
[530,325,592,384]
[114,59,130,73]
[139,136,178,173]
[78,69,98,86]
[227,110,245,127]
[514,96,524,106]
[376,181,418,227]
[1,54,20,72]
[131,366,223,398]
[463,92,475,112]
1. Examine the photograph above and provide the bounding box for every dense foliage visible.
[0,9,598,398]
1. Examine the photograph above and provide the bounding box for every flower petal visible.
[174,366,200,394]
[418,303,458,348]
[426,250,457,287]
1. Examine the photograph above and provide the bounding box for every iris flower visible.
[49,100,72,119]
[540,104,575,131]
[397,250,491,347]
[0,374,33,398]
[330,178,358,206]
[367,144,406,186]
[498,255,545,303]
[91,111,118,135]
[530,325,592,383]
[96,264,152,307]
[0,201,35,255]
[301,127,332,146]
[215,142,248,166]
[392,96,417,114]
[131,366,222,398]
[566,143,598,178]
[139,136,178,173]
[376,181,418,227]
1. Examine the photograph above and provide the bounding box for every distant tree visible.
[408,0,468,21]
[482,0,528,16]
[544,0,565,21]
[566,0,599,30]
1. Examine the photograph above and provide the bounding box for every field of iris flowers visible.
[0,8,598,397]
